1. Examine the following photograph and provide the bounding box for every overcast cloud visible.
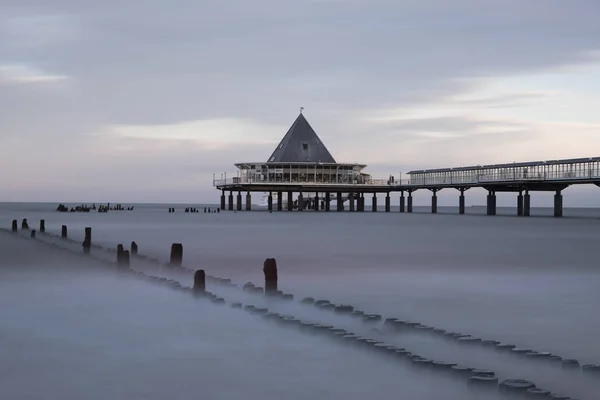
[1,0,600,204]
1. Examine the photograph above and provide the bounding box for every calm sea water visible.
[1,202,599,399]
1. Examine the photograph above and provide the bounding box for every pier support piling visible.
[517,192,524,216]
[431,190,438,214]
[554,190,563,217]
[236,192,242,211]
[170,243,183,267]
[399,192,405,213]
[277,192,283,211]
[459,189,466,215]
[228,191,234,211]
[325,192,331,211]
[313,192,319,211]
[246,192,252,211]
[407,192,413,213]
[359,194,365,212]
[349,193,355,211]
[298,193,304,211]
[385,193,391,212]
[524,190,531,216]
[337,192,343,211]
[220,190,226,211]
[268,193,273,212]
[372,193,378,212]
[486,191,497,216]
[287,192,293,211]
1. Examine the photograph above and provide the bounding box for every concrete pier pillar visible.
[524,191,531,216]
[359,194,365,212]
[246,192,251,211]
[337,192,343,211]
[228,191,234,211]
[459,191,465,214]
[220,190,226,210]
[349,194,355,211]
[287,191,293,211]
[554,190,563,217]
[320,199,325,210]
[372,193,378,212]
[399,192,405,213]
[325,192,331,211]
[407,192,413,213]
[385,193,390,212]
[431,191,438,214]
[517,192,524,216]
[486,191,496,216]
[277,191,283,211]
[298,193,304,211]
[314,192,319,211]
[236,192,242,211]
[268,193,273,212]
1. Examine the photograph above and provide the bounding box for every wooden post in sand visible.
[263,258,278,296]
[170,243,183,267]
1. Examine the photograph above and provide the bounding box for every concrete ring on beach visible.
[468,375,499,387]
[525,388,551,398]
[561,359,580,368]
[498,379,536,394]
[582,364,600,374]
[457,336,482,344]
[496,343,517,351]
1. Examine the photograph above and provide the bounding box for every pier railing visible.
[407,169,600,186]
[213,177,411,187]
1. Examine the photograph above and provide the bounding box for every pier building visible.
[214,113,600,217]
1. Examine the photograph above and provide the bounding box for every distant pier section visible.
[214,112,600,217]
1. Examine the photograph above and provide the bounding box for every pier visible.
[214,112,600,217]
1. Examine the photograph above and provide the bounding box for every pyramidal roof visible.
[266,113,337,163]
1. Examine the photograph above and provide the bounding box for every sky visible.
[1,0,600,205]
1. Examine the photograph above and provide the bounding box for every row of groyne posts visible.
[7,217,600,399]
[220,187,563,217]
[10,218,279,296]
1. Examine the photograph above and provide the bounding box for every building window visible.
[302,142,308,151]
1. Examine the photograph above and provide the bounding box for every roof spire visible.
[300,106,304,114]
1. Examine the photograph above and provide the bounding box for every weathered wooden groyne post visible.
[30,230,36,238]
[82,227,92,254]
[263,258,278,296]
[170,243,183,267]
[116,244,130,268]
[11,220,17,232]
[193,269,206,293]
[21,218,29,229]
[130,241,138,255]
[61,225,68,238]
[39,219,45,233]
